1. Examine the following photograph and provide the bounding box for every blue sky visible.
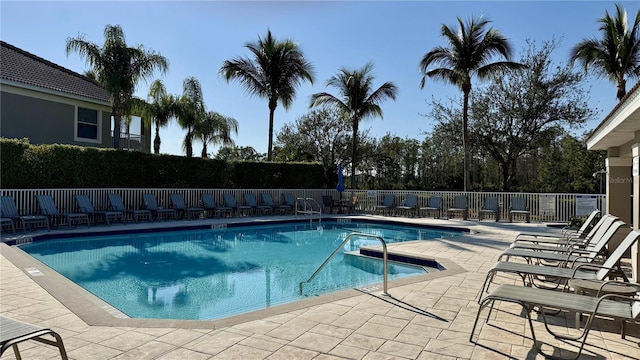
[2,1,638,157]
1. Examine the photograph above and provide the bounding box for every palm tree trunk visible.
[267,102,276,161]
[617,77,626,101]
[201,143,208,158]
[462,89,470,192]
[154,124,161,154]
[351,119,358,190]
[113,115,122,150]
[186,127,193,158]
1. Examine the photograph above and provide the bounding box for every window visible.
[76,107,100,142]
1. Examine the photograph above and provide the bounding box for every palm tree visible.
[194,111,239,158]
[570,4,640,101]
[175,77,205,158]
[135,80,176,154]
[220,30,314,161]
[66,24,168,150]
[419,16,524,191]
[310,62,398,190]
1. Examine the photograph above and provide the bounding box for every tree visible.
[135,79,176,154]
[469,39,596,190]
[194,111,238,158]
[274,107,351,168]
[214,146,265,161]
[220,30,314,161]
[570,4,640,100]
[310,62,398,190]
[419,16,524,191]
[175,77,205,158]
[66,24,168,149]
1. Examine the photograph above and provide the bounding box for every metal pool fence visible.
[0,188,605,223]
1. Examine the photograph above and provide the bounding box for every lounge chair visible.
[470,282,640,360]
[142,193,177,221]
[201,194,232,218]
[374,194,395,215]
[345,195,360,214]
[321,195,335,214]
[396,194,418,217]
[1,196,49,232]
[36,195,90,229]
[497,219,624,265]
[223,194,252,217]
[479,229,640,295]
[74,194,123,226]
[510,214,618,250]
[0,217,15,234]
[170,193,204,220]
[478,197,500,222]
[419,196,442,218]
[514,209,601,242]
[0,316,69,359]
[509,197,530,222]
[282,193,296,209]
[107,194,152,223]
[244,193,272,215]
[261,193,291,214]
[447,195,468,220]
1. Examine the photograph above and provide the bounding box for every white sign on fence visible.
[576,195,598,217]
[367,190,378,198]
[539,194,556,216]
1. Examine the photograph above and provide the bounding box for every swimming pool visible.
[19,220,462,321]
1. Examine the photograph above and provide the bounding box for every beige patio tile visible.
[328,343,369,359]
[99,330,157,352]
[340,333,385,351]
[331,310,374,330]
[183,330,247,355]
[309,323,354,338]
[67,342,123,360]
[266,318,318,341]
[266,345,319,360]
[424,338,474,358]
[211,344,272,359]
[232,319,281,334]
[108,341,178,360]
[289,332,341,353]
[72,326,128,343]
[354,321,402,339]
[376,340,422,358]
[238,334,288,352]
[155,329,207,346]
[155,348,213,360]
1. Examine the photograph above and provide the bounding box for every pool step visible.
[358,247,445,270]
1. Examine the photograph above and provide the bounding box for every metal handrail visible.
[299,232,388,295]
[296,197,322,227]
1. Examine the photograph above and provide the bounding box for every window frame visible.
[74,106,101,143]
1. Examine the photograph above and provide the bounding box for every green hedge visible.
[0,138,327,189]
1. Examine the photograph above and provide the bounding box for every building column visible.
[606,156,632,224]
[631,143,639,281]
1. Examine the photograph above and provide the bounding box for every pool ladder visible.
[296,197,322,227]
[299,233,388,295]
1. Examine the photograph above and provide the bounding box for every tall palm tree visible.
[175,77,205,158]
[220,30,314,161]
[419,16,524,191]
[570,4,640,101]
[310,62,398,190]
[194,111,239,158]
[135,80,176,154]
[66,24,168,150]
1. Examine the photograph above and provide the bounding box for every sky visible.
[2,0,638,157]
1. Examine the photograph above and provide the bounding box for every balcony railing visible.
[0,188,606,224]
[111,131,143,151]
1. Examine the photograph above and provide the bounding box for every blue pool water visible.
[20,220,461,321]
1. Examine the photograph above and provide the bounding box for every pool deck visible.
[1,215,638,359]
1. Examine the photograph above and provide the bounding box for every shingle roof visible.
[0,40,111,104]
